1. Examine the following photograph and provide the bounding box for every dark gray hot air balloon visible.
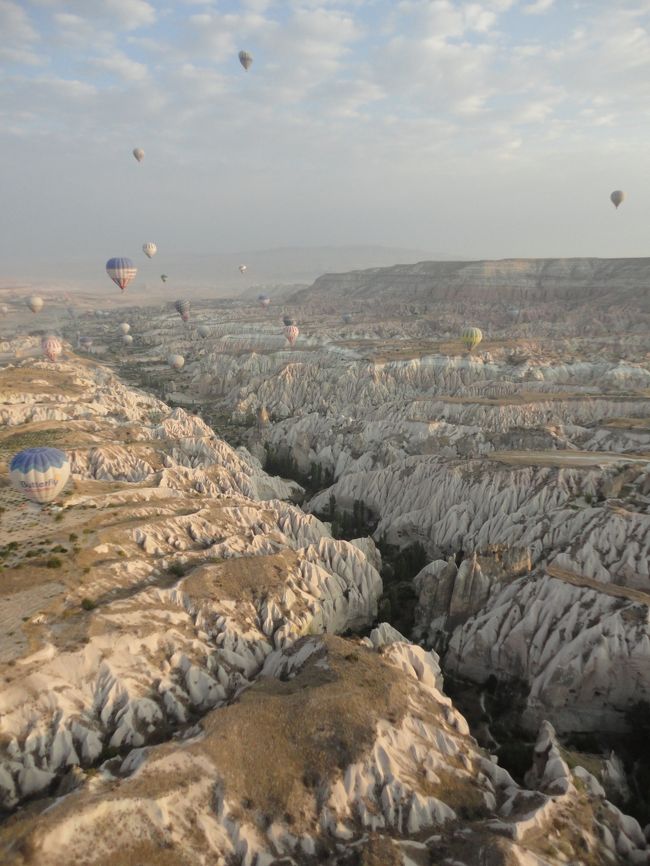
[174,299,191,322]
[610,190,625,209]
[238,51,253,70]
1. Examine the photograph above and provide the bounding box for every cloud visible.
[91,51,149,82]
[0,0,42,64]
[523,0,554,14]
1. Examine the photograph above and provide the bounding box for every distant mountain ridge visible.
[289,257,650,307]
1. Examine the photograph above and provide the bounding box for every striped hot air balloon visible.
[10,447,70,505]
[174,299,191,322]
[41,336,62,363]
[106,258,137,291]
[461,327,483,351]
[142,242,157,258]
[285,324,299,347]
[238,51,253,70]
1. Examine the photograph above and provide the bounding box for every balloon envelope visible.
[133,148,145,162]
[119,322,130,335]
[197,325,210,338]
[143,243,157,258]
[239,264,247,273]
[10,447,70,504]
[106,258,137,291]
[174,299,191,319]
[461,327,483,350]
[285,324,299,347]
[168,354,185,371]
[258,294,271,308]
[238,51,253,70]
[610,190,625,209]
[27,295,43,314]
[41,336,62,362]
[122,334,134,346]
[160,274,168,283]
[0,304,8,315]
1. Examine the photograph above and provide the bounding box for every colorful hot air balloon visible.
[27,295,44,314]
[285,324,299,347]
[119,322,130,335]
[168,354,185,371]
[461,327,483,351]
[133,148,145,162]
[10,447,70,505]
[160,274,168,283]
[239,264,247,273]
[258,293,271,309]
[41,336,62,363]
[197,325,210,338]
[174,299,191,322]
[142,243,157,258]
[238,51,253,70]
[106,258,137,292]
[610,190,625,209]
[122,334,134,346]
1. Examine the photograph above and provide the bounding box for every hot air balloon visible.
[282,315,295,327]
[342,313,353,324]
[119,322,130,335]
[41,336,62,363]
[122,334,134,346]
[27,295,44,314]
[197,325,210,338]
[160,274,168,283]
[10,447,70,505]
[106,258,137,292]
[238,51,253,70]
[285,324,299,347]
[168,354,185,371]
[133,147,145,162]
[461,327,483,351]
[610,190,625,209]
[239,264,247,273]
[0,304,8,315]
[174,299,191,322]
[257,406,270,429]
[143,243,157,258]
[258,293,271,309]
[79,336,93,350]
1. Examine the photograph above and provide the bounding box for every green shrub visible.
[80,598,96,611]
[167,562,186,578]
[46,556,62,568]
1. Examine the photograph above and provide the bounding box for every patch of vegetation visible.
[80,598,96,611]
[45,556,63,569]
[69,533,78,541]
[167,562,186,578]
[51,545,68,553]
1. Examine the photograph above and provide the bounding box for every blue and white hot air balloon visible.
[9,447,70,505]
[106,258,137,292]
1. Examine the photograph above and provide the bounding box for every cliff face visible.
[290,257,650,307]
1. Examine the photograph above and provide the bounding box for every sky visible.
[2,0,650,287]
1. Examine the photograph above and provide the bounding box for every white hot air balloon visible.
[133,147,145,162]
[122,334,134,346]
[197,325,210,338]
[119,322,130,335]
[239,264,247,273]
[27,295,44,314]
[0,304,8,315]
[168,354,185,371]
[10,447,70,505]
[143,242,157,258]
